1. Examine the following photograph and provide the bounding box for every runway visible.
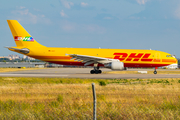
[0,68,180,79]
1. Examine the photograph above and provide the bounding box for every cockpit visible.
[166,55,176,58]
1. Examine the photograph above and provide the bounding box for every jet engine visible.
[104,61,125,70]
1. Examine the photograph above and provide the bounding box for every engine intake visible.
[104,61,124,70]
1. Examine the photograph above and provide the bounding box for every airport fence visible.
[0,79,180,119]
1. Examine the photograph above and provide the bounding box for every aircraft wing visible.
[5,47,29,54]
[68,54,119,66]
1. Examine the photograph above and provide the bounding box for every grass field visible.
[0,77,180,119]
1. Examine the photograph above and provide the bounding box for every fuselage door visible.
[154,53,161,62]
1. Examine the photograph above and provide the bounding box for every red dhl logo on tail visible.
[113,53,153,62]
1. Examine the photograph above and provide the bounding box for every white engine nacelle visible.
[104,61,124,70]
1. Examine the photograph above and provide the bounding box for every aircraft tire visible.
[154,71,157,74]
[90,70,95,74]
[95,70,99,74]
[98,70,102,74]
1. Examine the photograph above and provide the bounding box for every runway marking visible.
[163,74,180,75]
[0,74,68,77]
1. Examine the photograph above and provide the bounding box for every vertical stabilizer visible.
[7,20,45,47]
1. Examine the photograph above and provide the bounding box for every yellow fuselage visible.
[11,46,177,68]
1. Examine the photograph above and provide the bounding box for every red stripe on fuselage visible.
[47,61,170,68]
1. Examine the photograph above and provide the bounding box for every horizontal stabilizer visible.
[5,47,29,54]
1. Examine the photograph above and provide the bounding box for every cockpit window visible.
[166,55,172,57]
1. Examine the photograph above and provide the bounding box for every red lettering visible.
[126,53,144,61]
[113,53,153,62]
[113,53,128,61]
[141,53,153,62]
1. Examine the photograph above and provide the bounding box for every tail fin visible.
[7,20,45,47]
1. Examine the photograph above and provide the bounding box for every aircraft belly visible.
[46,60,170,68]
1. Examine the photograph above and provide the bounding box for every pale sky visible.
[1,0,180,57]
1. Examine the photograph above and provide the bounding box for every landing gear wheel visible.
[95,70,99,74]
[154,71,157,74]
[90,70,95,74]
[90,63,102,74]
[90,69,102,74]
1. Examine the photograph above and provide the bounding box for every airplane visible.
[6,20,177,74]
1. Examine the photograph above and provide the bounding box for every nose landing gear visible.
[153,67,157,74]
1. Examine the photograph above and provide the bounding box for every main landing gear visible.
[153,67,157,74]
[90,64,102,74]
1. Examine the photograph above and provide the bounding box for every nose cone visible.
[165,58,178,69]
[174,57,178,64]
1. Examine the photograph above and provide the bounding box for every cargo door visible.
[154,53,161,62]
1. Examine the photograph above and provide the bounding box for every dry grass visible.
[0,68,45,73]
[0,77,180,119]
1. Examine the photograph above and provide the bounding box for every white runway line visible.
[164,74,180,75]
[0,74,68,77]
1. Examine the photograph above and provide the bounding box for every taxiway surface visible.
[0,68,180,79]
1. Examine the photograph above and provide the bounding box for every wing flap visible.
[67,54,119,66]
